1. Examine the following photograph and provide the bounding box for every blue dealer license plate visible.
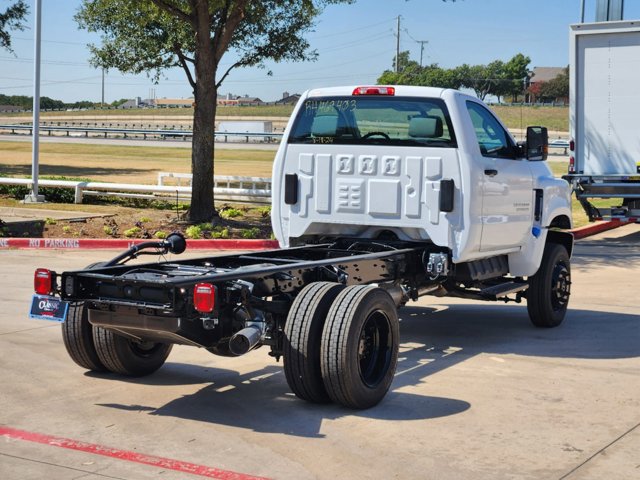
[29,294,68,322]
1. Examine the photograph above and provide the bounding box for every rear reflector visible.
[34,268,53,295]
[193,283,216,313]
[569,156,575,173]
[352,86,395,96]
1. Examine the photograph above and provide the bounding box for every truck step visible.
[479,282,529,300]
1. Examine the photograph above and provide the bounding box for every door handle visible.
[484,169,498,177]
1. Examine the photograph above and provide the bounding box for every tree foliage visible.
[0,93,99,110]
[76,0,352,222]
[0,0,28,52]
[378,51,531,102]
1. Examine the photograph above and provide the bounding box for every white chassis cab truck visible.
[566,20,640,221]
[31,86,573,409]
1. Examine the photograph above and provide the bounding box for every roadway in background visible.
[0,134,280,150]
[0,225,638,479]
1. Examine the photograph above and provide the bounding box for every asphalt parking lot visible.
[1,225,639,480]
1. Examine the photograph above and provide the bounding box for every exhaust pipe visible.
[228,326,262,356]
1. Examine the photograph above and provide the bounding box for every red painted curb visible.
[0,426,270,480]
[0,237,279,250]
[0,221,629,250]
[571,220,626,240]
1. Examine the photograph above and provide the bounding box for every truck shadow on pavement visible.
[95,302,638,438]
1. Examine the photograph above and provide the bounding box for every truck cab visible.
[272,85,572,277]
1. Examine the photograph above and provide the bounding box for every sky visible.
[1,0,640,104]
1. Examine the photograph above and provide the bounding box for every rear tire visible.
[61,302,108,372]
[92,328,172,376]
[283,282,345,403]
[321,285,399,409]
[527,243,571,328]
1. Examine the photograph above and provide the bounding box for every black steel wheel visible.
[92,328,172,376]
[61,302,108,372]
[527,243,571,328]
[321,285,399,409]
[283,282,345,403]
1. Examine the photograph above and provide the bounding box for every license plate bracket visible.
[29,294,68,322]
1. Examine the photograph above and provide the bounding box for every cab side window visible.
[466,101,517,159]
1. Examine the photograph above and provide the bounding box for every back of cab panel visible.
[271,86,464,249]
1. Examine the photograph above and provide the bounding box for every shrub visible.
[62,226,72,234]
[154,231,167,239]
[241,227,261,239]
[139,216,151,223]
[219,208,243,219]
[103,226,114,236]
[185,225,202,239]
[256,206,271,218]
[123,227,142,238]
[45,218,57,225]
[211,227,230,239]
[198,222,213,232]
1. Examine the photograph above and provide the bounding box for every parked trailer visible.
[565,20,640,222]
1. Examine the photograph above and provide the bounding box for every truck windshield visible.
[288,96,457,147]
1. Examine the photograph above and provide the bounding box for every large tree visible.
[0,0,28,52]
[76,0,352,222]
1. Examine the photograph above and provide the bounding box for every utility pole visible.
[417,40,428,67]
[25,0,44,203]
[101,68,105,107]
[395,15,401,73]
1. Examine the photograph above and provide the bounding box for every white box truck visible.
[567,20,640,221]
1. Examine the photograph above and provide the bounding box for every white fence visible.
[0,175,272,205]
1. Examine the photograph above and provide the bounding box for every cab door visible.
[465,101,534,252]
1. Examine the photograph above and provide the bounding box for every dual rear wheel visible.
[61,302,172,376]
[283,282,399,409]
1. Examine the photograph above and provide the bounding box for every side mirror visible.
[526,126,548,161]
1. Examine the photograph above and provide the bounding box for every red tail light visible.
[569,139,575,152]
[34,268,53,295]
[352,86,395,96]
[569,156,575,174]
[193,283,216,313]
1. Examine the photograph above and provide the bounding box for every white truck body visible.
[569,20,640,219]
[272,86,572,277]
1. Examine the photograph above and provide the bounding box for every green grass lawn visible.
[0,141,276,184]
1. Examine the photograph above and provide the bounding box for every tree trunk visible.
[190,83,217,222]
[189,10,217,223]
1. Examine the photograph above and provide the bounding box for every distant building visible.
[529,67,566,85]
[526,67,568,104]
[217,93,264,106]
[155,98,194,108]
[276,91,301,105]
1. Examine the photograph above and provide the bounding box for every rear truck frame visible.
[33,229,572,410]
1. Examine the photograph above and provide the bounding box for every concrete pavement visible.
[0,226,638,479]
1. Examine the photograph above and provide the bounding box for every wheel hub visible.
[551,263,571,310]
[358,311,392,388]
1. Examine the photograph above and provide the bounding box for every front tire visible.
[92,328,172,376]
[283,282,345,403]
[321,285,399,409]
[527,243,571,328]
